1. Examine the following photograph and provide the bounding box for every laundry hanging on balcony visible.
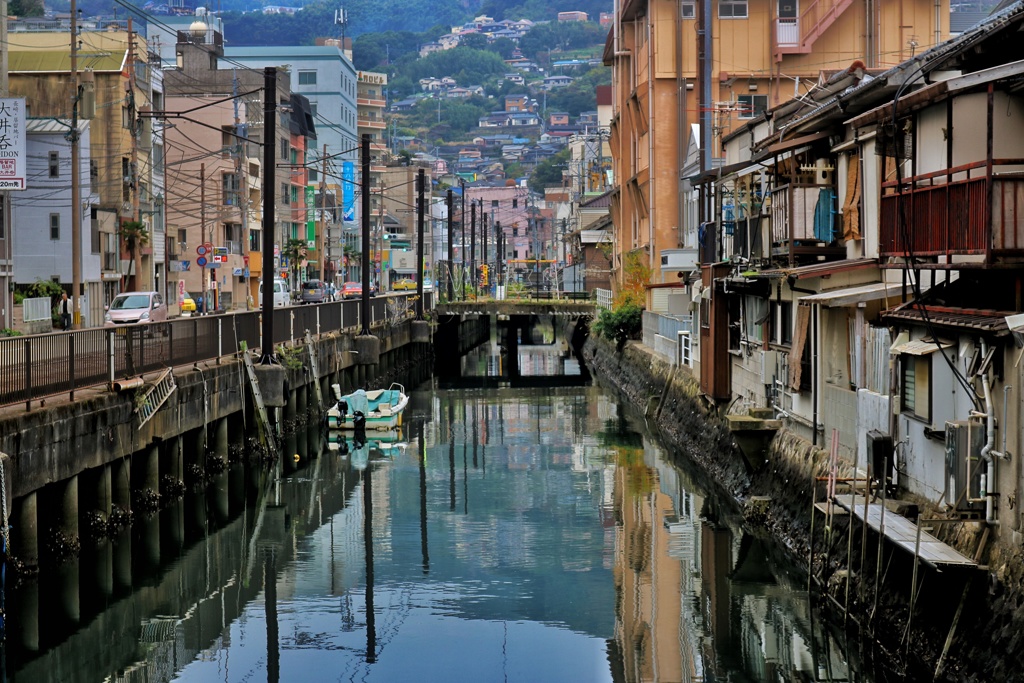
[813,187,836,242]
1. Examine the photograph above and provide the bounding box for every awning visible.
[392,268,418,275]
[890,338,954,356]
[797,282,907,307]
[689,159,748,185]
[752,131,831,163]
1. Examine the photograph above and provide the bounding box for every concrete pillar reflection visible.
[215,417,229,457]
[15,492,38,567]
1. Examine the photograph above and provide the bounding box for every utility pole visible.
[360,133,371,335]
[318,143,328,284]
[459,181,466,300]
[127,18,141,291]
[415,168,425,320]
[446,189,453,302]
[259,67,277,364]
[232,69,251,309]
[495,221,502,291]
[470,199,476,296]
[481,211,487,297]
[201,163,207,314]
[70,0,82,327]
[0,0,7,330]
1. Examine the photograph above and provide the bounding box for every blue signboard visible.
[342,161,355,222]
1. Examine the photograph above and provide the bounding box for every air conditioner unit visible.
[760,349,778,384]
[660,248,698,271]
[945,420,984,511]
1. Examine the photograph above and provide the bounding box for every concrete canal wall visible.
[581,331,1024,682]
[0,315,488,571]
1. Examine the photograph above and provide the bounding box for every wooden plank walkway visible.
[833,494,977,568]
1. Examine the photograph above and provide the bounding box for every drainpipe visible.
[648,11,656,273]
[979,339,996,523]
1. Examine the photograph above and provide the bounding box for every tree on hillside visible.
[353,30,426,71]
[405,47,509,87]
[460,33,490,51]
[519,21,607,59]
[402,98,490,140]
[11,0,44,16]
[528,148,570,193]
[544,66,611,115]
[479,0,612,21]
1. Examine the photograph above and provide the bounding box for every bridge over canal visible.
[433,299,595,378]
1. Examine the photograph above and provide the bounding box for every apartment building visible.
[602,0,949,286]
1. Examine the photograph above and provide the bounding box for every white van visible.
[259,279,291,308]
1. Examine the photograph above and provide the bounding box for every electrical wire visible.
[888,63,980,409]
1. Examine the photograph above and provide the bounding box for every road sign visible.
[196,256,208,267]
[196,245,208,256]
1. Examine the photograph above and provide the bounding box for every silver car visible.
[104,291,168,326]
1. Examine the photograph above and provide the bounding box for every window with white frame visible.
[737,95,767,119]
[678,331,693,366]
[770,300,792,345]
[50,213,60,240]
[744,296,768,344]
[681,0,695,17]
[900,354,931,421]
[719,0,748,17]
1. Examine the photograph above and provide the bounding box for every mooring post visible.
[859,463,871,601]
[808,473,817,594]
[903,516,924,649]
[871,474,888,623]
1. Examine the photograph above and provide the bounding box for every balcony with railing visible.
[879,159,1024,264]
[770,183,846,265]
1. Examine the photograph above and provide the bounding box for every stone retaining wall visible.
[582,332,1024,682]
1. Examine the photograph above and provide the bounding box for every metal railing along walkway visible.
[0,292,430,411]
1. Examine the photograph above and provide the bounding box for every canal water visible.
[3,337,870,682]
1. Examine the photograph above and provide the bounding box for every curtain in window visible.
[789,303,811,390]
[814,188,836,242]
[842,153,862,241]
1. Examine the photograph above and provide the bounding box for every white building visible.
[12,119,104,326]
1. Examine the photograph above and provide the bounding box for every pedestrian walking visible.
[59,292,72,330]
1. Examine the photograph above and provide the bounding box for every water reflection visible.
[3,354,866,682]
[449,321,590,387]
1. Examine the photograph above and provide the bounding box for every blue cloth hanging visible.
[814,188,836,242]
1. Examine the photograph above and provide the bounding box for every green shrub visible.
[593,302,643,350]
[1,328,21,337]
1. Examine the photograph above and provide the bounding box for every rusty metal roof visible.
[882,305,1012,336]
[758,257,878,280]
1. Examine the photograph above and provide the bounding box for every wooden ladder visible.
[305,331,324,410]
[135,368,177,429]
[240,341,279,454]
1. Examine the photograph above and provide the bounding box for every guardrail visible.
[0,292,431,411]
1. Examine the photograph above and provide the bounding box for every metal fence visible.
[643,311,694,367]
[595,288,613,310]
[22,297,51,322]
[0,292,431,410]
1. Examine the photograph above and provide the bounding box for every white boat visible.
[325,383,409,431]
